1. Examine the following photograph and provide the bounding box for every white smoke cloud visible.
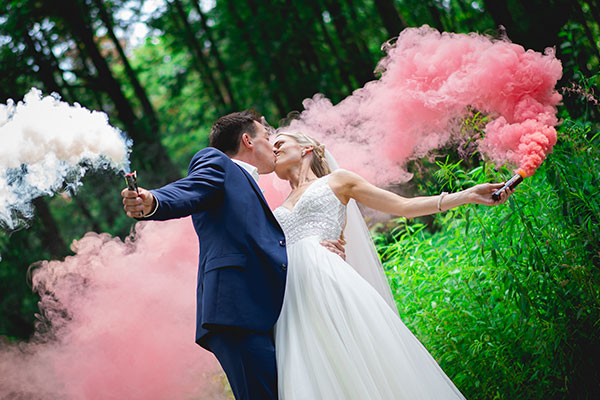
[0,88,132,231]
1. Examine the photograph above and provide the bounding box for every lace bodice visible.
[273,176,346,245]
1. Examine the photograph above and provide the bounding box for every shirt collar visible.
[232,159,260,184]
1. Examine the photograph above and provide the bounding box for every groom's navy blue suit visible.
[143,147,287,399]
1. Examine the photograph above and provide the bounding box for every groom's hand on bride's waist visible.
[320,239,346,260]
[121,187,157,218]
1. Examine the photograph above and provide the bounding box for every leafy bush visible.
[375,119,600,399]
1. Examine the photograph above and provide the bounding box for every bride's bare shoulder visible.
[329,169,363,185]
[328,170,366,203]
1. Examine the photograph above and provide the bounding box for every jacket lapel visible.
[234,164,283,230]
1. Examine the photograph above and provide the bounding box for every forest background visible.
[0,0,599,399]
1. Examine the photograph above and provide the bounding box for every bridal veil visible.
[324,150,398,314]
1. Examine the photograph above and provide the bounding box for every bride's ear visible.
[302,146,314,157]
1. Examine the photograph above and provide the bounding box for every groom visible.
[121,111,343,399]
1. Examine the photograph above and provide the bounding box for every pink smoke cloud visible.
[0,219,228,400]
[259,173,290,209]
[282,26,562,182]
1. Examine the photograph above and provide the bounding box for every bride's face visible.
[274,135,303,178]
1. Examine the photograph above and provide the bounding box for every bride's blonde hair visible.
[276,132,331,177]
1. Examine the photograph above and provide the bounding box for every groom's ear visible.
[240,133,253,150]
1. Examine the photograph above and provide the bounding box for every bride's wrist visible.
[463,188,476,205]
[437,192,448,212]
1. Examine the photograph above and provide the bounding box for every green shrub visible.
[375,118,600,399]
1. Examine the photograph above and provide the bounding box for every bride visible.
[271,131,512,399]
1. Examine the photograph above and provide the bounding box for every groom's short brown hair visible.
[209,111,261,156]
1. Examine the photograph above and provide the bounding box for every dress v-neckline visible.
[279,176,326,213]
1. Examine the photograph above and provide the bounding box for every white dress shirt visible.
[232,158,260,184]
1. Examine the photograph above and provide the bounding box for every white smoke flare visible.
[0,88,131,231]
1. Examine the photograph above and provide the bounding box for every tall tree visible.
[56,0,141,140]
[373,0,408,38]
[192,0,238,109]
[323,0,375,85]
[587,0,600,25]
[245,0,309,110]
[271,0,326,101]
[31,198,69,258]
[426,0,447,31]
[573,0,600,62]
[483,0,574,52]
[223,0,289,114]
[171,0,230,112]
[22,27,64,96]
[307,0,356,92]
[53,0,180,182]
[38,28,77,102]
[91,0,161,135]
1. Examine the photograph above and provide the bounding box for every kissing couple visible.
[121,111,512,399]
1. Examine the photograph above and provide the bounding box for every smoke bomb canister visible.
[124,171,139,194]
[492,170,525,201]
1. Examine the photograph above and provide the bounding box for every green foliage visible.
[127,36,214,172]
[375,120,600,399]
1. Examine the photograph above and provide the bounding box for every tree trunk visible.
[345,4,375,60]
[192,0,238,109]
[427,1,446,31]
[574,0,600,62]
[482,0,516,32]
[373,0,407,38]
[453,0,475,31]
[56,0,180,182]
[72,45,107,110]
[308,0,355,91]
[39,28,76,102]
[245,0,305,110]
[57,0,141,140]
[91,0,161,135]
[21,26,120,238]
[484,0,573,51]
[323,0,374,86]
[587,0,600,25]
[22,27,64,96]
[225,0,289,115]
[284,0,324,76]
[171,0,229,112]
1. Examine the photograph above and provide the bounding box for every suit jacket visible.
[144,147,288,347]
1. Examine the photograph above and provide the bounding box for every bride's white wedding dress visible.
[273,175,466,400]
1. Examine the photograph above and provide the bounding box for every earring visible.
[301,150,306,157]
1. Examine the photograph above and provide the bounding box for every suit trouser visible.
[204,330,278,400]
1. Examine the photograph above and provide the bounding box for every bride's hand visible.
[320,239,346,260]
[467,182,514,206]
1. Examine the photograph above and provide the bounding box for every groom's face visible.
[251,121,277,174]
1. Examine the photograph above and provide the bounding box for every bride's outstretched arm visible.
[328,169,513,219]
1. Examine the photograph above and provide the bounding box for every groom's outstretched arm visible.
[122,149,226,220]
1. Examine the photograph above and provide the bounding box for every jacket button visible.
[281,264,287,271]
[279,240,286,246]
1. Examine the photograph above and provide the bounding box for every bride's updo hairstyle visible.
[277,132,332,177]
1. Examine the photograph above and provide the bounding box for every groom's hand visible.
[321,238,346,260]
[121,187,156,218]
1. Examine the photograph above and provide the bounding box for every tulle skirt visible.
[275,236,466,400]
